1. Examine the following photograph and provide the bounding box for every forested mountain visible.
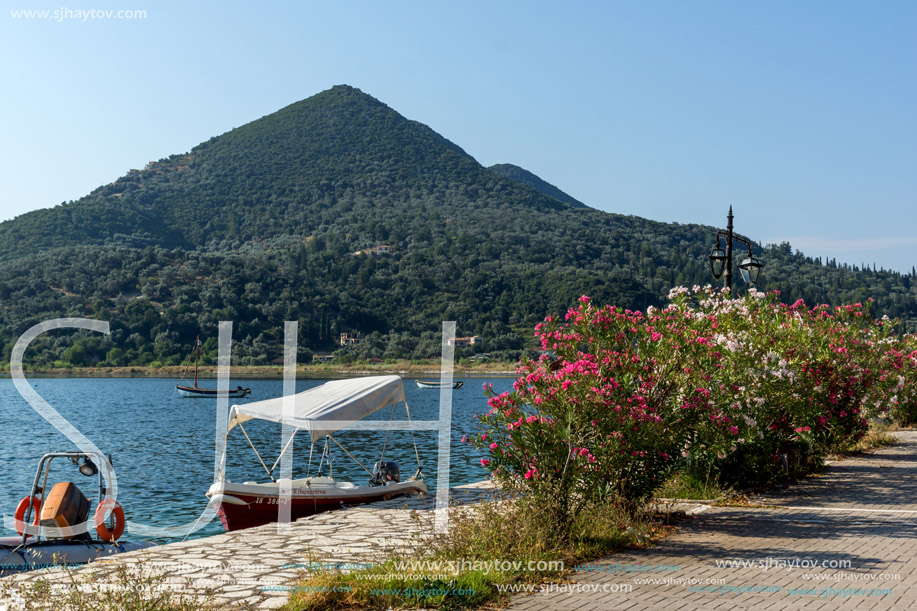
[1,85,915,368]
[488,163,588,208]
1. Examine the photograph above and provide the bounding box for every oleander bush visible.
[470,287,917,538]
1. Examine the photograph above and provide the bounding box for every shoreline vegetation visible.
[0,360,518,379]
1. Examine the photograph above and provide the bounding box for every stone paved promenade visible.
[508,430,917,611]
[0,482,494,610]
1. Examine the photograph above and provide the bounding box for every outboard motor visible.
[369,460,400,487]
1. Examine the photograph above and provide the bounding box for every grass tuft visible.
[654,470,725,501]
[832,422,898,456]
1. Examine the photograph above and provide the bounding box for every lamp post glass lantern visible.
[738,256,763,285]
[708,207,763,290]
[709,243,727,279]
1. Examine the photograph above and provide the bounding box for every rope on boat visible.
[316,437,330,477]
[176,345,195,386]
[379,402,397,460]
[375,399,423,480]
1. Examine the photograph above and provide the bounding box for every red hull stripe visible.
[214,489,423,531]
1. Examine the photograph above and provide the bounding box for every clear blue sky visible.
[1,1,915,272]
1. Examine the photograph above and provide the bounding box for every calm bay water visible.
[0,375,514,542]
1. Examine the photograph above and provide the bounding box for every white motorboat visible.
[206,375,427,531]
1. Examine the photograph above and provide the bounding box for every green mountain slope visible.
[0,85,572,258]
[488,163,588,208]
[0,85,914,367]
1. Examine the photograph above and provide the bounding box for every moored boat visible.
[207,375,427,531]
[176,336,251,398]
[176,385,251,398]
[416,380,463,389]
[0,536,153,576]
[206,476,426,532]
[1,452,154,577]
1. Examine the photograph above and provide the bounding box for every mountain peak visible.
[0,85,573,257]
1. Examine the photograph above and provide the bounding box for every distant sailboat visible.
[176,337,251,398]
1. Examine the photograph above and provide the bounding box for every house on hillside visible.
[352,244,392,256]
[340,332,364,346]
[448,336,483,347]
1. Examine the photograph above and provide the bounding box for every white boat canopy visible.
[227,375,406,443]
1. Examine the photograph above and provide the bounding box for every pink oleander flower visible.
[481,458,490,467]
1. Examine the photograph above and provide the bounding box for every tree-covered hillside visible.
[488,163,588,208]
[1,85,915,367]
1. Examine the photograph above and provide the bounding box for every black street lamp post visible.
[709,206,763,291]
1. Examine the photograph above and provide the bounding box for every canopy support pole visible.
[268,428,300,477]
[329,435,374,477]
[404,400,423,479]
[237,421,275,481]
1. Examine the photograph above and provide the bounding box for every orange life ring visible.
[14,496,41,537]
[94,500,125,542]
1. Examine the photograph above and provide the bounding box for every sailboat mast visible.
[194,336,200,389]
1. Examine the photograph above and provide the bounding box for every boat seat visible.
[334,482,356,489]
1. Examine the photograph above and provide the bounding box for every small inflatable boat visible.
[1,452,154,577]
